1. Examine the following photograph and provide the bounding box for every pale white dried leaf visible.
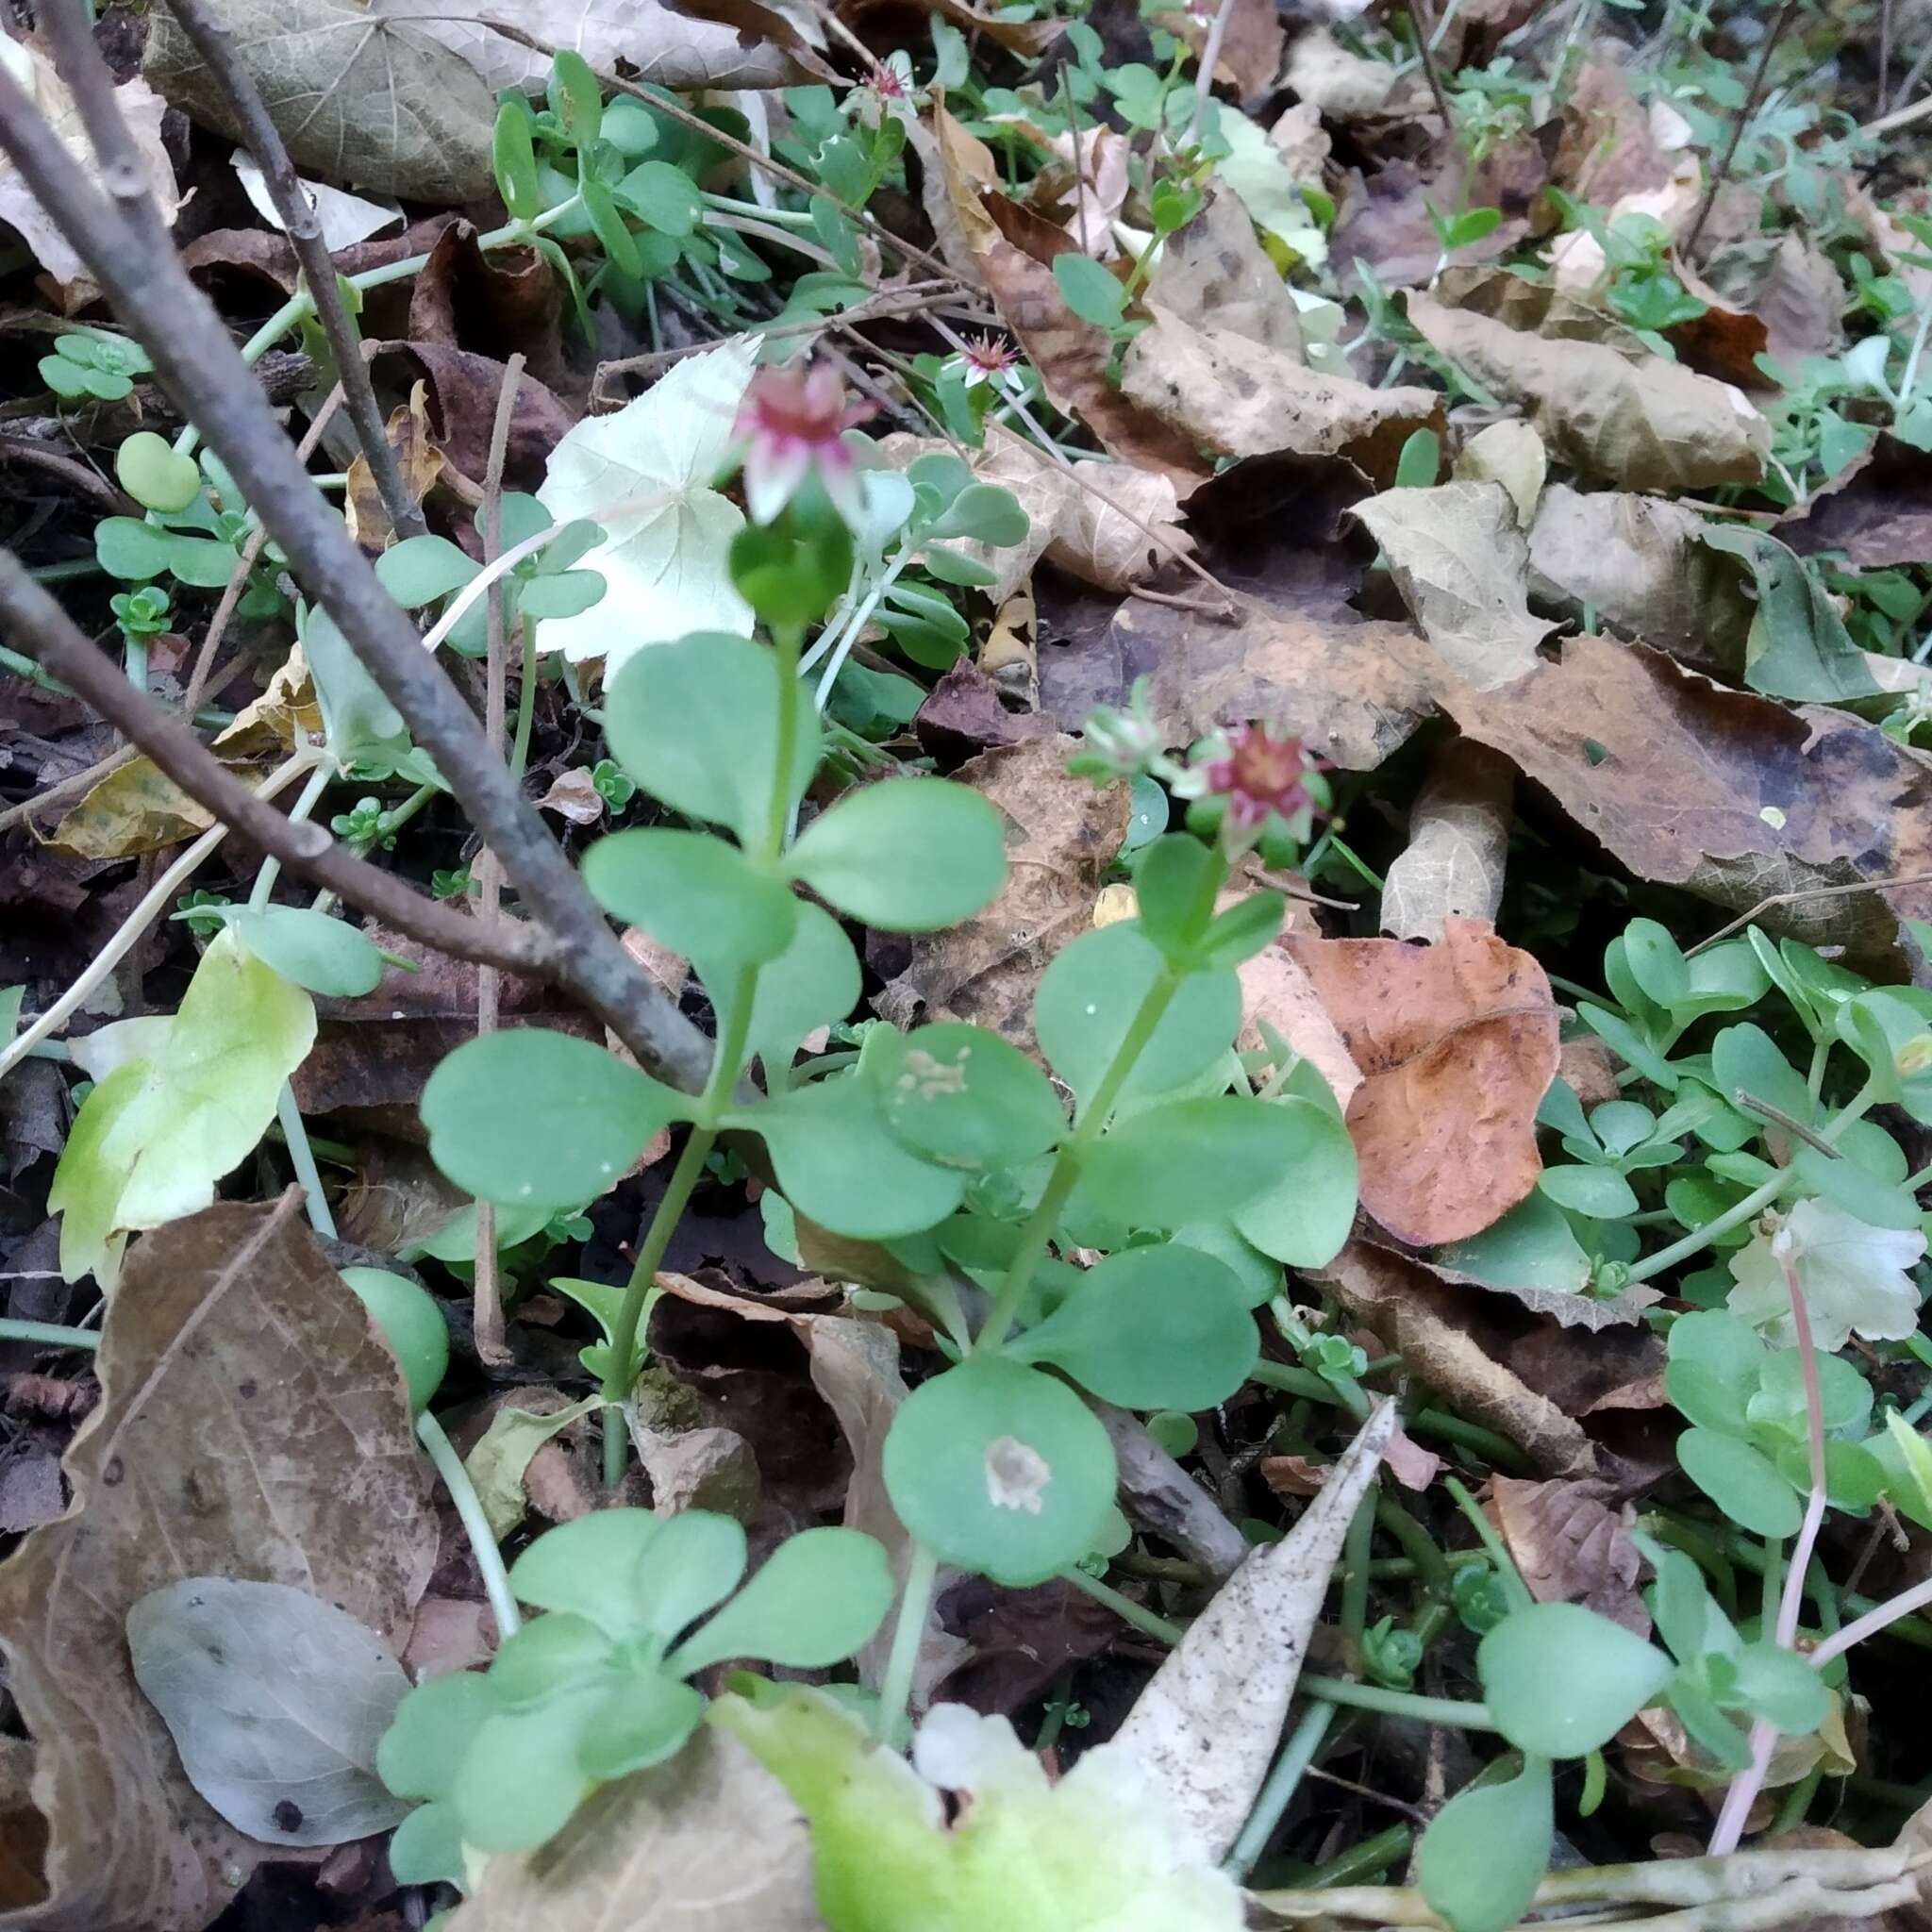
[2,38,179,288]
[1122,306,1440,472]
[1453,421,1545,526]
[466,1391,601,1538]
[1352,480,1556,689]
[1144,185,1302,355]
[537,339,757,672]
[1727,1199,1925,1355]
[1380,741,1513,943]
[1113,1401,1395,1862]
[1237,945,1363,1115]
[1283,25,1398,117]
[537,767,607,825]
[231,155,400,250]
[127,1577,410,1847]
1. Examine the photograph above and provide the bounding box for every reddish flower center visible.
[737,365,869,450]
[865,60,908,98]
[960,331,1017,376]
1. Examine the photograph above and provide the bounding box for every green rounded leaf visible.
[582,827,798,969]
[1053,252,1126,327]
[1230,1097,1359,1269]
[339,1267,448,1413]
[604,633,821,847]
[1536,1163,1639,1220]
[874,1021,1066,1172]
[1035,924,1241,1116]
[378,1670,491,1802]
[669,1527,893,1675]
[1709,1023,1813,1129]
[1080,1094,1297,1226]
[228,905,384,997]
[492,97,541,221]
[1729,1640,1830,1736]
[730,1077,965,1239]
[377,532,479,608]
[1623,917,1690,1011]
[1133,834,1217,960]
[115,430,200,513]
[508,1509,663,1634]
[1677,1427,1802,1538]
[615,158,704,236]
[452,1692,600,1853]
[882,1357,1116,1587]
[735,900,861,1079]
[575,1670,704,1780]
[786,778,1005,931]
[1436,1192,1591,1294]
[489,1611,614,1711]
[422,1029,691,1209]
[1417,1757,1553,1932]
[1006,1244,1257,1409]
[1478,1603,1672,1757]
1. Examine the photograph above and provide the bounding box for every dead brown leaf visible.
[1158,0,1283,102]
[1380,741,1513,942]
[343,383,447,550]
[1317,1242,1596,1476]
[0,1198,436,1932]
[1438,635,1932,959]
[407,224,571,401]
[41,758,214,860]
[368,340,575,497]
[877,427,1189,605]
[1143,187,1303,355]
[1282,918,1558,1245]
[212,648,324,757]
[925,108,1208,493]
[1452,421,1546,526]
[1551,56,1675,207]
[1407,276,1771,491]
[1781,435,1932,570]
[1351,480,1557,686]
[536,767,607,825]
[915,661,1057,762]
[844,0,1060,54]
[874,735,1128,1045]
[1750,232,1847,369]
[447,1725,822,1932]
[1041,596,1438,774]
[1239,941,1364,1115]
[1122,308,1443,484]
[1526,483,1752,674]
[1490,1475,1647,1634]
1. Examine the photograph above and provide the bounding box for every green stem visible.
[0,1318,100,1350]
[1299,1674,1498,1729]
[1228,1702,1337,1879]
[416,1409,521,1641]
[877,1542,941,1747]
[277,1083,337,1240]
[1407,1407,1530,1472]
[508,618,539,786]
[249,761,331,909]
[977,853,1224,1355]
[1058,1563,1187,1643]
[1252,1358,1345,1404]
[1626,1170,1791,1284]
[599,1119,719,1492]
[1302,1824,1412,1888]
[1340,1486,1377,1652]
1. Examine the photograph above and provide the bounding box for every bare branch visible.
[0,41,716,1093]
[158,0,425,541]
[0,547,551,978]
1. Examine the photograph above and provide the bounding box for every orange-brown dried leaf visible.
[1283,917,1558,1245]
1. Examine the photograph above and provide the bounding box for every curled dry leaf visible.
[1526,483,1752,674]
[342,383,447,549]
[1115,1402,1395,1862]
[1157,0,1284,101]
[144,0,497,202]
[1283,26,1401,119]
[1551,57,1676,208]
[1489,1477,1648,1636]
[877,428,1189,606]
[1407,278,1771,491]
[1380,741,1513,943]
[447,1724,822,1932]
[1452,421,1546,527]
[537,767,608,825]
[1122,308,1443,484]
[42,758,214,861]
[1751,232,1848,367]
[0,1198,436,1932]
[0,42,178,291]
[874,735,1129,1048]
[925,108,1208,494]
[212,648,323,757]
[1350,480,1557,688]
[1282,918,1559,1246]
[1143,188,1303,356]
[1238,941,1364,1116]
[1781,435,1932,571]
[1317,1243,1597,1476]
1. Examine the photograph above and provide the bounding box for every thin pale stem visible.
[276,1083,337,1240]
[416,1408,522,1641]
[1229,1701,1337,1878]
[877,1542,941,1747]
[0,1319,100,1350]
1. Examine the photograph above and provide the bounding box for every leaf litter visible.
[8,1,1932,1928]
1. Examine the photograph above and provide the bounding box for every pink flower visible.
[863,58,909,101]
[1202,724,1323,830]
[731,361,872,525]
[957,330,1019,389]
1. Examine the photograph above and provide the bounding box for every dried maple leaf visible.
[1283,918,1559,1246]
